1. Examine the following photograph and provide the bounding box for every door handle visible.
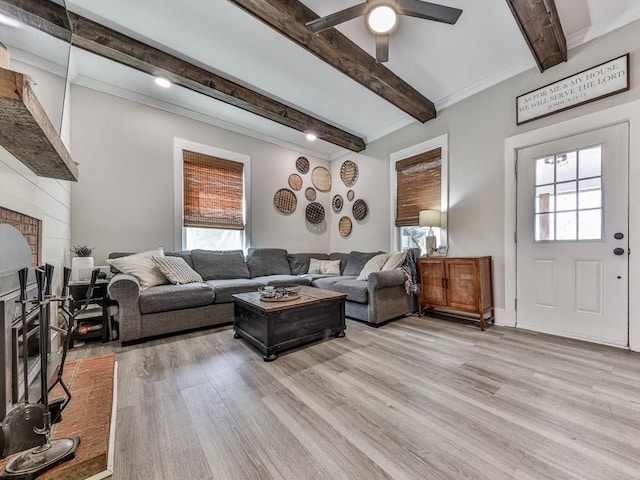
[613,247,625,256]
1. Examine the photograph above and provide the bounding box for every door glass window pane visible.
[578,178,602,209]
[556,181,577,212]
[556,212,577,240]
[535,213,554,241]
[578,145,602,178]
[535,185,554,213]
[556,151,578,182]
[578,210,602,240]
[536,157,555,185]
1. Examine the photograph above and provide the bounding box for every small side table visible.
[68,279,112,346]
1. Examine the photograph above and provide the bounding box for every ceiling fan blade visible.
[306,3,369,33]
[375,34,389,63]
[396,0,463,24]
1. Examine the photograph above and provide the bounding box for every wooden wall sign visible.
[516,54,629,125]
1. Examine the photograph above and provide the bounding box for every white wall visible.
[0,60,71,295]
[70,85,334,264]
[365,19,640,348]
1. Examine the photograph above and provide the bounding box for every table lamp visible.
[419,209,441,256]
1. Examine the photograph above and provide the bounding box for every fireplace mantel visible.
[0,66,78,181]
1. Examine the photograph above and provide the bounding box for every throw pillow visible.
[343,251,384,276]
[308,258,341,275]
[152,256,203,284]
[382,251,407,270]
[356,253,390,281]
[106,247,167,290]
[287,253,330,275]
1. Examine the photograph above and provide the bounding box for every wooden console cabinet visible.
[417,256,494,330]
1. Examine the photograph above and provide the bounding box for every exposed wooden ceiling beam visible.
[227,0,436,123]
[506,0,567,72]
[0,0,366,152]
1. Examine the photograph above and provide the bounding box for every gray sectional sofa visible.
[108,248,416,344]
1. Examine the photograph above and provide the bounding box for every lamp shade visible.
[418,209,441,228]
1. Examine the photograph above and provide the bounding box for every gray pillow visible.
[246,248,291,278]
[343,251,384,276]
[191,249,250,280]
[287,253,330,275]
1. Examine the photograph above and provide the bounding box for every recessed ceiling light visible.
[155,77,171,88]
[367,6,397,34]
[306,133,317,141]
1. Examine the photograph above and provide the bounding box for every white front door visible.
[516,123,629,346]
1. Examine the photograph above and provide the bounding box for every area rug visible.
[0,353,117,480]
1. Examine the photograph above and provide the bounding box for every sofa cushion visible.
[312,275,357,291]
[287,253,329,275]
[107,247,168,290]
[343,251,384,276]
[308,259,341,275]
[152,256,203,284]
[166,250,195,269]
[331,279,369,304]
[246,248,291,278]
[357,253,390,281]
[205,279,264,303]
[251,275,312,286]
[191,249,250,280]
[139,282,215,314]
[329,253,349,274]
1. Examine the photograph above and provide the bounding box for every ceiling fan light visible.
[367,6,397,34]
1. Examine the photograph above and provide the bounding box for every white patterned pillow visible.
[382,251,407,270]
[357,253,390,281]
[308,258,341,275]
[106,247,167,290]
[152,256,203,284]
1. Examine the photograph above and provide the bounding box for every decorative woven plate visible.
[340,160,359,187]
[296,156,309,174]
[332,194,343,213]
[305,187,316,201]
[311,166,332,192]
[305,202,325,224]
[288,173,302,191]
[352,199,368,220]
[273,188,297,214]
[338,216,352,237]
[347,189,355,201]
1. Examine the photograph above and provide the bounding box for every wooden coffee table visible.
[232,286,346,361]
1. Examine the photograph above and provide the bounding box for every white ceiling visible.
[4,0,640,159]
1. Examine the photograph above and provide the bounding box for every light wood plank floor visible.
[69,316,640,480]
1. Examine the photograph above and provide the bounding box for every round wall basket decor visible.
[311,166,332,192]
[338,216,352,237]
[340,160,359,187]
[305,187,316,201]
[352,199,368,220]
[288,173,303,191]
[332,194,343,213]
[347,189,355,201]
[296,156,309,174]
[305,202,325,224]
[274,188,297,214]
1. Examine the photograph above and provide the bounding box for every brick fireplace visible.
[0,206,41,266]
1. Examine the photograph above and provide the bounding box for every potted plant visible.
[71,245,95,281]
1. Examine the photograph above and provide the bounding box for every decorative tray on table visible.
[258,285,302,302]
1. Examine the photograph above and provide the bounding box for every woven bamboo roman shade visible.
[183,150,244,230]
[395,147,441,227]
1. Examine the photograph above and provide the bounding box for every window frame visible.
[173,138,251,251]
[390,134,449,251]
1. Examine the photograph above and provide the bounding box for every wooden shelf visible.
[0,67,78,181]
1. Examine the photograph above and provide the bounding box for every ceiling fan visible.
[306,0,463,63]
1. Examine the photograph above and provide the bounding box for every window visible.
[395,147,442,254]
[181,149,246,250]
[534,144,603,241]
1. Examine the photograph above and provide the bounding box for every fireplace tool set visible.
[0,265,80,479]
